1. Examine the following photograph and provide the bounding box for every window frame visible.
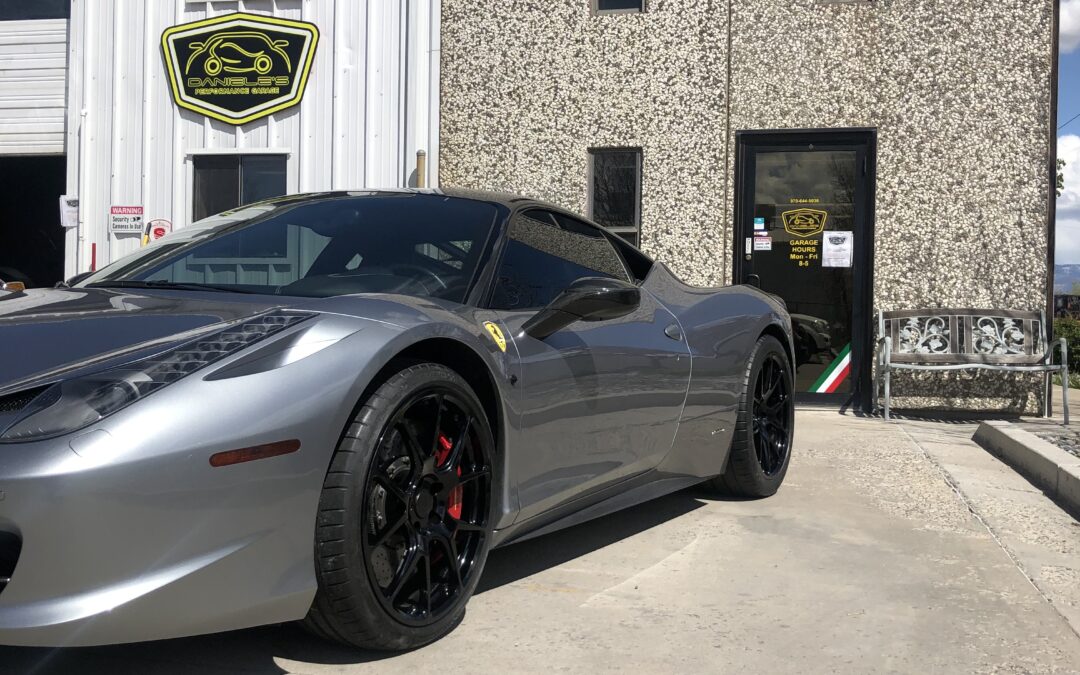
[590,0,646,15]
[587,147,643,247]
[191,153,289,224]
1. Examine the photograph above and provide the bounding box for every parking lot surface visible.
[2,411,1079,674]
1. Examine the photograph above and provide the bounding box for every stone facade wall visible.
[440,0,1056,412]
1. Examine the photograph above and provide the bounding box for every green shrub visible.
[1052,317,1080,373]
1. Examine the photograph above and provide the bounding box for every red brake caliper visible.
[436,435,464,520]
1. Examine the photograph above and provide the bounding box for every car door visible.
[490,209,691,522]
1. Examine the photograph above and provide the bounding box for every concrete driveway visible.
[2,411,1079,674]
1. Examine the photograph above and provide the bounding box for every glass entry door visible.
[735,131,876,408]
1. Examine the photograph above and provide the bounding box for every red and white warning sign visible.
[109,205,144,233]
[146,219,172,242]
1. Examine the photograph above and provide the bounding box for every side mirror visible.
[522,277,641,340]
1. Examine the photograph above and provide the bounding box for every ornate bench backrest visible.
[878,309,1047,365]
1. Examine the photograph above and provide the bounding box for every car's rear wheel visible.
[304,362,494,650]
[709,335,793,498]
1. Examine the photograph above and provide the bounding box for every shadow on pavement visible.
[0,489,714,674]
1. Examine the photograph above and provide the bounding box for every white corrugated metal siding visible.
[0,18,68,155]
[65,0,440,277]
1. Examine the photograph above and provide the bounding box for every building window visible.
[591,0,645,14]
[0,0,70,20]
[193,154,287,222]
[589,148,642,246]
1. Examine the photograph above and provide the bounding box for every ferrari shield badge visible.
[781,209,828,238]
[161,12,319,125]
[483,322,507,352]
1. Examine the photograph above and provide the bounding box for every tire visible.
[303,362,495,650]
[709,335,794,498]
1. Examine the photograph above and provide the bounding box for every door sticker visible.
[809,343,851,394]
[823,231,853,268]
[753,217,766,231]
[782,208,828,238]
[753,235,772,251]
[788,237,819,267]
[483,321,507,352]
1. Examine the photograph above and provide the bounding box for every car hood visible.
[0,287,288,389]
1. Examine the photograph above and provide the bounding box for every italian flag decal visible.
[809,343,852,394]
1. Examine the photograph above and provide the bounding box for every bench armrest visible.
[1048,337,1068,367]
[877,335,892,368]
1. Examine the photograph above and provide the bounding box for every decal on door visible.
[782,208,828,238]
[809,343,851,394]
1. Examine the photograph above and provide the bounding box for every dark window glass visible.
[193,155,287,257]
[589,148,641,243]
[0,0,69,20]
[490,209,627,311]
[593,0,644,13]
[607,233,654,282]
[193,156,240,223]
[80,195,498,303]
[551,213,629,280]
[193,155,287,221]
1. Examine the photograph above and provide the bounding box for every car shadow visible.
[0,488,724,674]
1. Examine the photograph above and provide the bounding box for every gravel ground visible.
[1032,429,1080,459]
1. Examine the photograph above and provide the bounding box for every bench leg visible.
[1045,372,1052,418]
[883,369,892,422]
[1063,367,1070,426]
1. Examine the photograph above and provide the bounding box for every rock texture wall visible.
[440,0,730,286]
[440,0,1056,412]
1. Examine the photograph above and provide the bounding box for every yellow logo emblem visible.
[161,12,319,126]
[782,209,828,238]
[483,322,507,353]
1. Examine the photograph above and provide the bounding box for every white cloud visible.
[1058,135,1080,263]
[1065,0,1080,54]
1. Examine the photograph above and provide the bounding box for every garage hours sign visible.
[161,12,319,125]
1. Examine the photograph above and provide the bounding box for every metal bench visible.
[875,309,1069,423]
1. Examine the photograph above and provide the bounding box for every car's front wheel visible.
[304,362,495,650]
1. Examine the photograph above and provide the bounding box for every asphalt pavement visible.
[2,410,1079,674]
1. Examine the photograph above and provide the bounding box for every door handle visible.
[747,274,761,289]
[664,323,683,341]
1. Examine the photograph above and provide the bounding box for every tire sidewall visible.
[743,337,794,493]
[315,363,496,650]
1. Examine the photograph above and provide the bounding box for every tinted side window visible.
[551,213,630,281]
[490,210,627,311]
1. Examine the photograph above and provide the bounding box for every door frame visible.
[732,128,878,413]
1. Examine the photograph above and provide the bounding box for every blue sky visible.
[1057,0,1080,262]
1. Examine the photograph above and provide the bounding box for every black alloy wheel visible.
[362,389,491,626]
[751,353,791,477]
[304,363,495,650]
[710,335,794,498]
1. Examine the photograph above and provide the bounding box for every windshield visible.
[78,193,500,303]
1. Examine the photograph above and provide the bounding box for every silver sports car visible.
[0,190,794,650]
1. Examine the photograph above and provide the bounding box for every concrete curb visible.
[973,421,1080,517]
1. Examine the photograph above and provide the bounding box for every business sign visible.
[161,12,319,125]
[109,206,144,234]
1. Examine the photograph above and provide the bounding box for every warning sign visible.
[109,206,145,234]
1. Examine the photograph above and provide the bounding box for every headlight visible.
[0,311,312,442]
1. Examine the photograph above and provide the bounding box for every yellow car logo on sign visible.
[483,322,507,352]
[782,208,828,238]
